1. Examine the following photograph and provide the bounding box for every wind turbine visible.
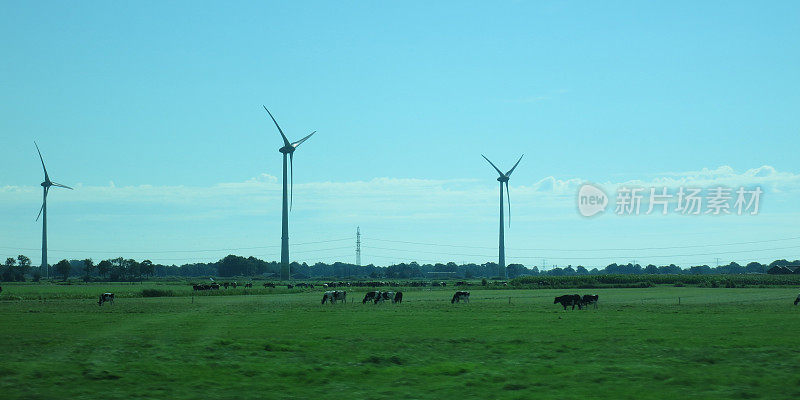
[263,106,316,281]
[34,142,73,278]
[482,154,523,279]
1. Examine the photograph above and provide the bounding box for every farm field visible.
[1,285,799,399]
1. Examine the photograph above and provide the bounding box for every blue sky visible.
[2,1,799,268]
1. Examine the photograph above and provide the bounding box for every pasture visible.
[1,285,799,399]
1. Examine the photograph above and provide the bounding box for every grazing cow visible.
[554,294,582,310]
[795,294,799,306]
[581,294,599,309]
[393,291,403,304]
[244,283,253,288]
[321,290,347,304]
[374,291,395,304]
[263,282,275,288]
[363,291,380,304]
[98,293,114,306]
[287,284,294,289]
[451,291,470,304]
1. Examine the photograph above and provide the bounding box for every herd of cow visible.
[85,290,800,308]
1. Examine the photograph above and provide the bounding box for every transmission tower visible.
[356,226,361,266]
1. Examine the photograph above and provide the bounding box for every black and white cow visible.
[98,293,115,306]
[451,291,470,304]
[554,294,582,310]
[363,291,380,304]
[393,291,403,304]
[581,294,599,309]
[322,290,347,304]
[794,294,799,306]
[374,291,395,304]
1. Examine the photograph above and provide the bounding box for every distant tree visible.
[745,262,765,274]
[689,265,712,275]
[1,258,15,281]
[644,264,659,274]
[16,255,31,269]
[82,259,94,280]
[576,266,589,275]
[55,259,71,281]
[506,263,527,278]
[97,260,111,278]
[658,264,683,274]
[140,260,154,277]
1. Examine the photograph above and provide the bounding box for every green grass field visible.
[1,284,799,399]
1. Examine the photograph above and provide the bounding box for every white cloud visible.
[2,166,798,221]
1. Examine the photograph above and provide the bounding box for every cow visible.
[322,290,347,304]
[374,291,395,304]
[263,282,275,288]
[554,294,582,310]
[98,293,114,306]
[451,291,470,304]
[581,294,599,309]
[363,291,380,304]
[394,291,403,304]
[244,283,253,288]
[795,294,800,306]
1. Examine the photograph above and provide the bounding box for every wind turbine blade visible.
[481,155,504,176]
[292,131,316,148]
[36,203,44,221]
[505,154,524,177]
[263,106,291,147]
[34,141,49,180]
[51,182,73,190]
[505,181,511,227]
[289,152,294,210]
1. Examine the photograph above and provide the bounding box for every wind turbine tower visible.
[34,142,73,277]
[263,106,316,280]
[482,154,523,279]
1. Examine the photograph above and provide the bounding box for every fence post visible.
[678,297,680,305]
[508,297,511,304]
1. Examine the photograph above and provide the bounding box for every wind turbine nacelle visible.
[279,145,295,154]
[497,176,509,183]
[41,181,50,187]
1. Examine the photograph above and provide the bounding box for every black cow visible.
[363,291,380,304]
[554,294,582,310]
[98,293,115,306]
[244,283,253,288]
[581,294,599,309]
[451,291,470,304]
[322,290,347,304]
[263,282,275,288]
[795,294,799,306]
[394,291,403,304]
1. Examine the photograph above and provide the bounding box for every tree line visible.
[2,254,798,281]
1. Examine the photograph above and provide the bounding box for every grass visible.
[1,285,799,399]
